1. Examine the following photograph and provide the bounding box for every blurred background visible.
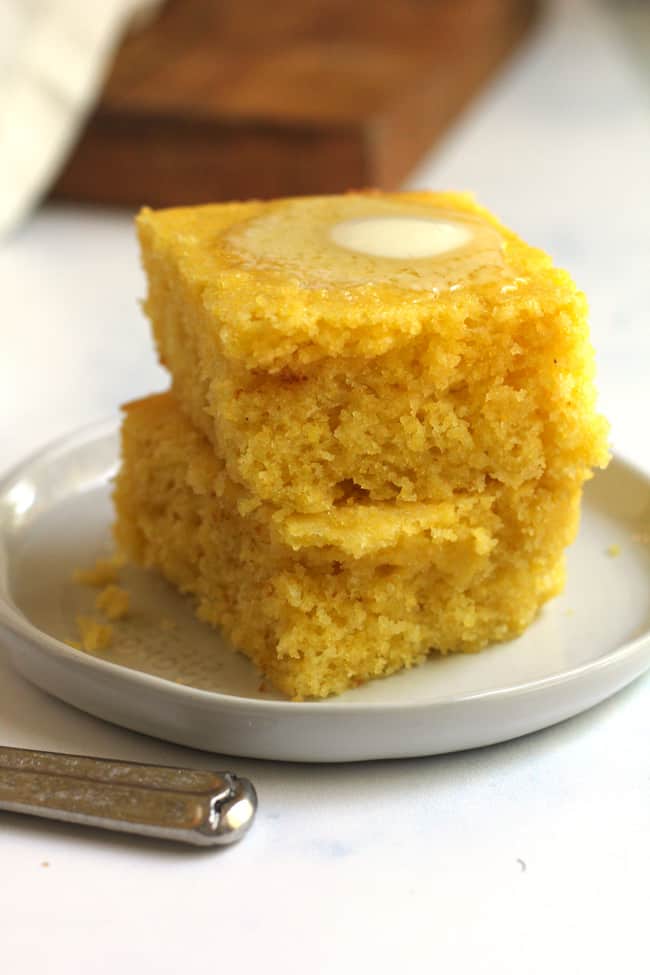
[0,0,649,471]
[0,0,542,223]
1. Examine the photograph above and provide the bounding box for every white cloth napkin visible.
[0,0,163,239]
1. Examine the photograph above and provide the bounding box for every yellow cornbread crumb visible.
[72,555,123,588]
[74,615,113,652]
[606,544,621,557]
[95,584,130,621]
[114,191,610,699]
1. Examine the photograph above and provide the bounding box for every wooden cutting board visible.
[52,0,538,207]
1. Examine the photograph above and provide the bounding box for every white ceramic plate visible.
[0,418,648,762]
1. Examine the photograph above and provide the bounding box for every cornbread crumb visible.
[75,615,113,652]
[73,555,123,588]
[606,544,621,558]
[95,584,130,621]
[160,617,177,631]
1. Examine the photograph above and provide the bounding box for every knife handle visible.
[0,745,256,846]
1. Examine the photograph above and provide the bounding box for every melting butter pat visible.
[330,216,471,260]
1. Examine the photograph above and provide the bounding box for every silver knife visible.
[0,745,257,846]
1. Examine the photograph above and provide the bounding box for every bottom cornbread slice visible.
[113,393,579,700]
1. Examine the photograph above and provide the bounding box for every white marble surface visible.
[1,1,649,972]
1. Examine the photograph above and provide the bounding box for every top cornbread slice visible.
[137,192,609,513]
[138,191,563,366]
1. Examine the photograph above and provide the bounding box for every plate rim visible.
[0,415,649,717]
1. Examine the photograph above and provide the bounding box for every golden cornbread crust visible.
[115,191,610,699]
[116,392,583,700]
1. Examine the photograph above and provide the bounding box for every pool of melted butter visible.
[224,195,510,292]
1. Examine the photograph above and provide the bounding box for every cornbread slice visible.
[115,393,586,700]
[137,192,608,514]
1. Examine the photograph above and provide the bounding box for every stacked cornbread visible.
[113,192,609,699]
